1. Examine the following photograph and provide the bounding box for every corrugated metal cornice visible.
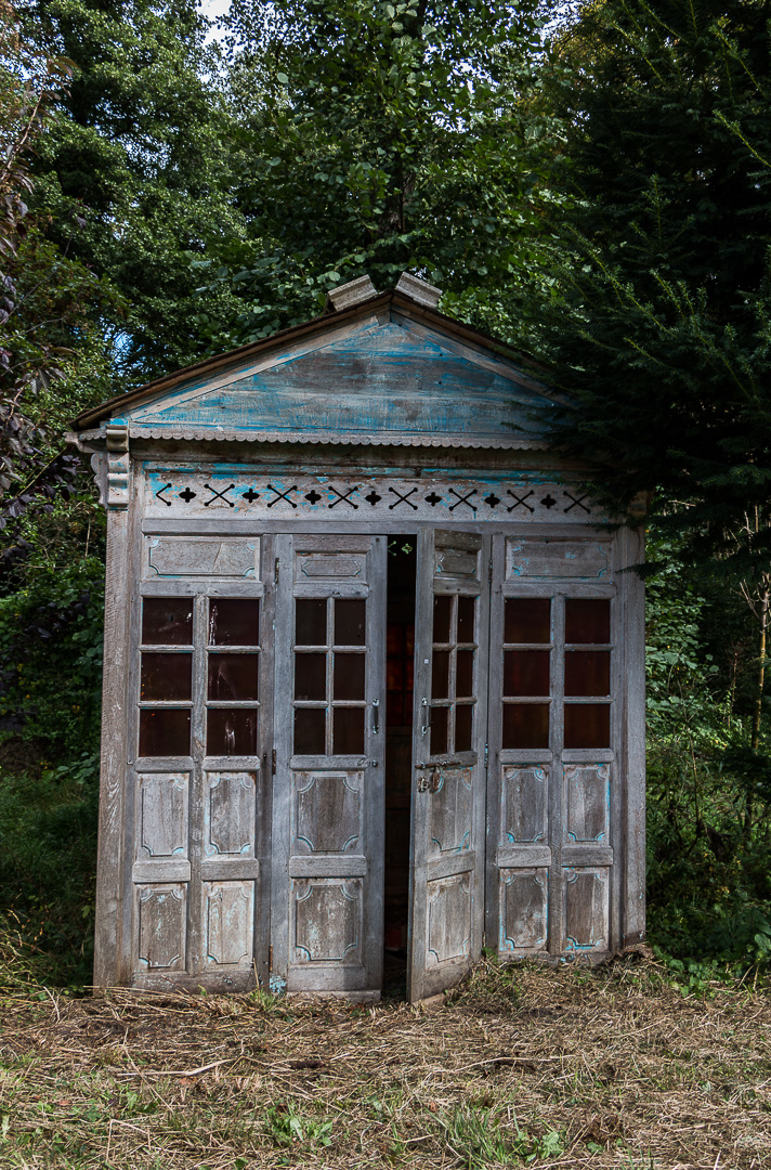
[72,290,551,431]
[125,427,549,449]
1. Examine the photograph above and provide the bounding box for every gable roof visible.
[73,288,557,449]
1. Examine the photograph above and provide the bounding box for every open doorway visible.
[383,536,416,993]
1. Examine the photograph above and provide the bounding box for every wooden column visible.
[619,526,646,947]
[93,429,134,987]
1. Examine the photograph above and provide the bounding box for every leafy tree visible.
[0,0,113,538]
[207,0,563,344]
[540,0,771,568]
[18,0,247,381]
[536,0,771,835]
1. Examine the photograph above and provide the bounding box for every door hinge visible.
[269,945,273,970]
[271,747,277,775]
[484,742,489,771]
[488,558,493,583]
[274,556,279,584]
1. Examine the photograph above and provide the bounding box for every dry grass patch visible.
[0,955,768,1169]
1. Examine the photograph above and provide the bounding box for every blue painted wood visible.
[126,319,555,443]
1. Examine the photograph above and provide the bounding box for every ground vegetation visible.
[0,956,768,1168]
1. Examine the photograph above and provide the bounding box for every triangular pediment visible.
[80,300,557,449]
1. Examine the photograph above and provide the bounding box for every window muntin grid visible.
[500,596,612,751]
[138,597,194,756]
[429,592,477,757]
[501,597,551,750]
[137,596,262,758]
[205,598,261,756]
[292,596,367,756]
[563,598,611,749]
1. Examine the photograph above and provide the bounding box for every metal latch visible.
[416,768,441,794]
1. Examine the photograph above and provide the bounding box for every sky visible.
[199,0,231,35]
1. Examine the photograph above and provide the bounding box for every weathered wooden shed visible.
[70,273,645,1001]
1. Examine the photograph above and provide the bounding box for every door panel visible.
[272,534,386,995]
[130,556,272,991]
[486,535,616,959]
[408,530,489,1001]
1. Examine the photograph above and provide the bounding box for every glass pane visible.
[142,598,192,645]
[455,703,473,752]
[333,707,365,754]
[207,708,258,755]
[140,652,192,701]
[335,599,366,646]
[431,650,450,700]
[457,596,475,643]
[564,703,610,748]
[208,599,260,646]
[294,653,327,701]
[504,598,550,644]
[334,653,365,700]
[433,594,451,643]
[296,598,327,646]
[565,651,610,697]
[565,599,610,644]
[456,649,474,698]
[207,653,259,701]
[139,708,190,756]
[430,705,448,756]
[294,708,326,754]
[502,703,549,749]
[503,650,550,697]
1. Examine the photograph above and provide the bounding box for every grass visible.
[0,953,768,1168]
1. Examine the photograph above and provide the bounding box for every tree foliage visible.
[19,0,247,381]
[540,0,771,574]
[0,0,116,572]
[207,0,562,343]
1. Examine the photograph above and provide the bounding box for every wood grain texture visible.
[618,527,647,947]
[408,529,489,1002]
[125,318,553,447]
[272,534,386,995]
[93,505,133,987]
[93,435,645,993]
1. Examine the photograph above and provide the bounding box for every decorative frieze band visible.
[143,468,598,523]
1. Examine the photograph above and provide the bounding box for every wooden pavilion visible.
[70,273,645,1000]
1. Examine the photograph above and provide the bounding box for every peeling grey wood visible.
[618,527,646,947]
[90,458,644,993]
[93,503,133,987]
[140,467,603,526]
[272,534,386,995]
[146,536,260,578]
[408,529,489,1002]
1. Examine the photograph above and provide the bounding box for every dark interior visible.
[383,537,416,992]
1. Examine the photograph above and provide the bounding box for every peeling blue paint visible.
[125,318,554,442]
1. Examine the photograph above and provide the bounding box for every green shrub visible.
[0,556,104,985]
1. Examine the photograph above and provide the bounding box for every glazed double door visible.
[129,528,489,1001]
[271,530,489,1000]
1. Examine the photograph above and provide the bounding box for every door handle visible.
[371,699,380,735]
[420,697,431,736]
